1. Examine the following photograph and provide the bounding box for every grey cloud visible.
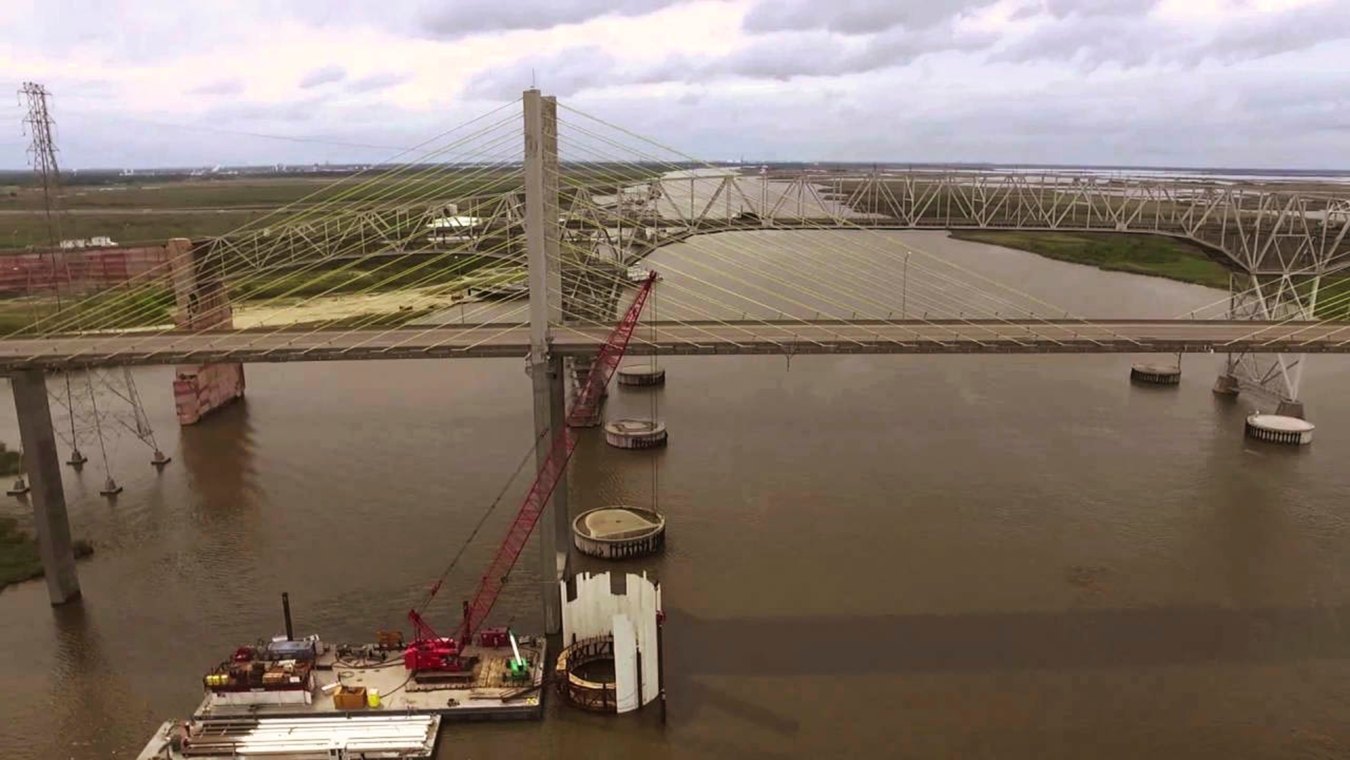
[562,68,1350,168]
[189,79,245,96]
[644,23,995,84]
[743,0,1000,34]
[347,72,411,93]
[418,0,687,37]
[465,23,990,101]
[1000,0,1350,68]
[461,47,622,100]
[1041,0,1161,18]
[299,65,347,89]
[23,63,1350,170]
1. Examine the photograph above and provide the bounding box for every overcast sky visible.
[1,0,1347,170]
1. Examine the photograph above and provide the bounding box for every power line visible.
[115,117,413,152]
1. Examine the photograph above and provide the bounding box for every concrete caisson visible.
[603,418,667,449]
[1130,363,1180,385]
[572,506,666,559]
[616,365,666,387]
[1245,413,1314,445]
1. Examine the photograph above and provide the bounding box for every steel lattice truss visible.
[202,171,1350,277]
[185,171,1350,404]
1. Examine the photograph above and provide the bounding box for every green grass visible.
[0,166,661,249]
[0,515,94,591]
[0,210,272,248]
[0,444,20,476]
[0,287,174,335]
[950,230,1350,320]
[1311,279,1350,320]
[949,230,1234,290]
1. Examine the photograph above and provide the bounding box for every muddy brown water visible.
[2,232,1349,759]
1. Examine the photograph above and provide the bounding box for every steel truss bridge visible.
[11,165,1349,406]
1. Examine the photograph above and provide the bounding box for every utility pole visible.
[20,83,63,253]
[20,82,86,467]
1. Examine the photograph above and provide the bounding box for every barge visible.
[137,629,546,759]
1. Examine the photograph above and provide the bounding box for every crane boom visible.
[442,272,659,644]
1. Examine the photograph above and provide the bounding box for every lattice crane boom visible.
[406,272,659,659]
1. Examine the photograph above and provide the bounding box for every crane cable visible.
[411,426,547,620]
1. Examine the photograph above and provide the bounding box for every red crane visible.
[405,272,659,672]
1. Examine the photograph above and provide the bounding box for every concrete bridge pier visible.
[530,352,570,634]
[1211,271,1315,423]
[9,369,81,604]
[167,237,245,425]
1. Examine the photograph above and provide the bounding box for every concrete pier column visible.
[166,237,245,425]
[1276,399,1306,419]
[531,354,569,634]
[10,369,81,604]
[1212,373,1240,396]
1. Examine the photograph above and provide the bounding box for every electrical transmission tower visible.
[19,82,167,495]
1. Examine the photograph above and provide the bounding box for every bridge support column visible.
[525,89,568,635]
[10,369,81,605]
[530,353,569,634]
[1213,272,1317,420]
[167,237,245,425]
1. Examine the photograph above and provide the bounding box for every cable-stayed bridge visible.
[3,321,1350,368]
[6,89,1350,611]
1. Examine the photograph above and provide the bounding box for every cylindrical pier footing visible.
[1213,374,1240,396]
[573,506,666,559]
[1245,414,1314,445]
[617,365,666,387]
[604,419,667,449]
[1130,363,1180,385]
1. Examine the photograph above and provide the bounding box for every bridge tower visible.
[523,89,570,634]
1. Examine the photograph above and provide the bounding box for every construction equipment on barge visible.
[400,272,660,678]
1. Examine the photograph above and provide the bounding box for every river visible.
[2,231,1349,759]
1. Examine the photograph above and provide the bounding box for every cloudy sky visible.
[1,0,1347,170]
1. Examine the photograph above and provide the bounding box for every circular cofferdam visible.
[1245,413,1314,445]
[554,635,620,713]
[1130,363,1181,385]
[573,506,666,559]
[604,418,668,449]
[617,365,666,387]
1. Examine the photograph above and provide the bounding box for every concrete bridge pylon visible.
[524,89,570,635]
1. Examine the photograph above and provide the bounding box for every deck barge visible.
[137,635,546,759]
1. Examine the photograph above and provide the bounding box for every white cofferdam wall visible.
[560,572,662,711]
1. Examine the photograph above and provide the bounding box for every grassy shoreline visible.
[948,230,1233,289]
[950,230,1350,319]
[0,515,95,591]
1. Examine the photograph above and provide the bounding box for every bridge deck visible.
[1,321,1347,370]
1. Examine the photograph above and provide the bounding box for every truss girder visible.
[193,172,1350,291]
